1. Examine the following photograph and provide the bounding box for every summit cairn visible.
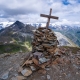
[31,9,60,73]
[32,8,59,55]
[19,9,60,77]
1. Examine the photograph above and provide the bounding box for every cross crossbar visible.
[40,14,58,19]
[40,8,59,29]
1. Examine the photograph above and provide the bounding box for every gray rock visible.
[21,68,32,77]
[45,68,50,71]
[1,71,9,79]
[11,77,17,80]
[33,52,43,58]
[30,66,36,71]
[14,73,18,77]
[47,75,50,80]
[39,57,50,63]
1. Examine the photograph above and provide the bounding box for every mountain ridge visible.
[0,20,79,47]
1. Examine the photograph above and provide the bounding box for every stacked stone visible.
[18,27,59,78]
[32,27,58,55]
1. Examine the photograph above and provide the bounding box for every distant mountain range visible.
[0,21,79,47]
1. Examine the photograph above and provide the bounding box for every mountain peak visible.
[11,20,25,29]
[14,20,24,25]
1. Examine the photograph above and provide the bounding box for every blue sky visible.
[62,0,70,5]
[0,0,80,25]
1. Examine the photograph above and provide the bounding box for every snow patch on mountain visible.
[0,22,14,28]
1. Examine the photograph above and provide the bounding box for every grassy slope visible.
[67,37,79,47]
[0,43,29,54]
[60,30,80,47]
[60,46,80,53]
[0,36,32,54]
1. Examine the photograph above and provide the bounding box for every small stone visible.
[42,43,52,48]
[22,60,33,67]
[11,76,25,80]
[59,76,62,77]
[14,73,18,77]
[32,58,39,65]
[18,67,23,73]
[54,48,61,56]
[8,67,13,71]
[45,68,50,71]
[1,71,9,79]
[30,66,36,71]
[63,73,67,76]
[76,72,79,74]
[11,77,17,80]
[39,57,50,63]
[21,68,32,77]
[33,52,43,58]
[38,69,46,74]
[73,64,78,69]
[17,76,26,80]
[47,75,50,80]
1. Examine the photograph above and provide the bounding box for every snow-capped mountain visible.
[0,21,36,44]
[0,21,79,47]
[0,22,13,28]
[0,24,3,30]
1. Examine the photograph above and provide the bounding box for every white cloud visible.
[54,19,80,25]
[68,0,77,4]
[0,0,80,25]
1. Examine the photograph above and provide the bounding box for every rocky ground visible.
[0,46,80,80]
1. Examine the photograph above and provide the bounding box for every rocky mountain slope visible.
[0,46,80,80]
[0,21,35,44]
[0,21,36,54]
[55,32,78,47]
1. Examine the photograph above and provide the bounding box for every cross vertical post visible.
[46,8,52,29]
[40,8,59,29]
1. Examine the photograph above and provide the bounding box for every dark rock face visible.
[13,20,25,29]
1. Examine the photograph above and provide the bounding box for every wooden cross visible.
[40,8,59,29]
